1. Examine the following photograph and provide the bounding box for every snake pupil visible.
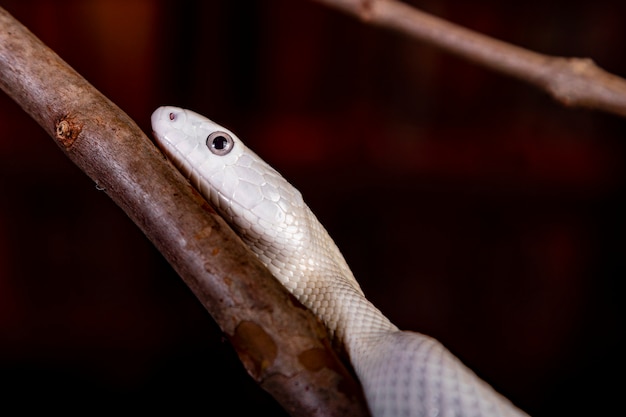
[213,136,227,150]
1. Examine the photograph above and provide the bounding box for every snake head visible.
[151,106,307,256]
[152,106,365,318]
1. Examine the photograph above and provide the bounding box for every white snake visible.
[151,106,529,417]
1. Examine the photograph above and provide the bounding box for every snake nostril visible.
[169,112,176,121]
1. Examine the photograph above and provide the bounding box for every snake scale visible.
[151,106,529,417]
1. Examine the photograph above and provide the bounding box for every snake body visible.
[151,106,529,417]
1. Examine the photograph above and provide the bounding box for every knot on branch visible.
[55,114,82,148]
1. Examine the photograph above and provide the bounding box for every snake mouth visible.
[151,129,166,153]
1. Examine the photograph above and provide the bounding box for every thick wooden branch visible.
[312,0,626,118]
[0,7,369,417]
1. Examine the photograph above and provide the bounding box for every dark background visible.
[1,0,625,414]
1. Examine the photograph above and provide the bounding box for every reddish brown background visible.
[1,0,625,415]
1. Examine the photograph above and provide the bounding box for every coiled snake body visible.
[151,106,529,417]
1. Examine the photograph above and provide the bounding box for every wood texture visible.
[0,7,369,417]
[313,0,626,117]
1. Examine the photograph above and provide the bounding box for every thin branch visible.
[312,0,626,118]
[0,7,369,417]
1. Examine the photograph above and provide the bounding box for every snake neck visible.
[240,206,399,355]
[274,263,399,357]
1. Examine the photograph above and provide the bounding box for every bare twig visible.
[312,0,626,118]
[0,7,370,417]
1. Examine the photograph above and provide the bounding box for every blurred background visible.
[1,0,625,414]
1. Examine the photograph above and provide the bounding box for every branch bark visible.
[312,0,626,118]
[0,7,369,417]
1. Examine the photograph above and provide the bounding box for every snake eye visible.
[207,131,234,156]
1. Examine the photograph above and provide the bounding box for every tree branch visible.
[312,0,626,118]
[0,7,369,417]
